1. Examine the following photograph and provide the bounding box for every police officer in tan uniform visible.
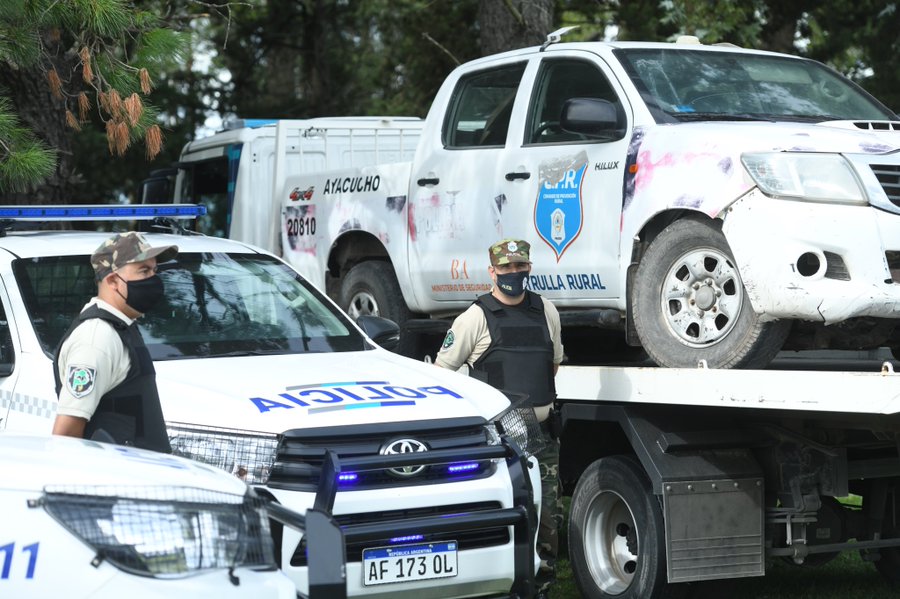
[436,238,564,597]
[52,231,178,452]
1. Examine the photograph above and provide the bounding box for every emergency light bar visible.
[0,204,206,221]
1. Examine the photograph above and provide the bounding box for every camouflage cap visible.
[91,231,178,280]
[489,238,530,266]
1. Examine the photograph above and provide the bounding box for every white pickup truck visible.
[0,205,540,599]
[261,34,900,369]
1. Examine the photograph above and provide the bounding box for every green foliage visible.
[0,0,188,196]
[135,27,189,67]
[0,2,42,67]
[67,0,133,38]
[660,0,763,47]
[0,98,55,193]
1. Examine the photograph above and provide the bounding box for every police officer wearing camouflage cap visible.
[436,238,564,597]
[52,231,178,452]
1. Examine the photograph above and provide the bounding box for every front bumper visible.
[265,438,541,598]
[724,190,900,323]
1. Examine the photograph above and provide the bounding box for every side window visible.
[526,59,621,144]
[13,257,96,355]
[178,155,231,238]
[0,302,14,376]
[443,63,526,149]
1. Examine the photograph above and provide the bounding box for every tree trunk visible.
[0,47,78,204]
[478,0,554,56]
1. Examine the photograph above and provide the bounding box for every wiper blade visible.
[215,349,289,357]
[670,112,773,122]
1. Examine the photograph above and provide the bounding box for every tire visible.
[568,455,683,599]
[340,261,420,356]
[631,217,791,369]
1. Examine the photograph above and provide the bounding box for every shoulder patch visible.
[66,365,96,398]
[441,330,455,350]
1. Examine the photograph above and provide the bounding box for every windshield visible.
[615,48,896,123]
[15,252,368,360]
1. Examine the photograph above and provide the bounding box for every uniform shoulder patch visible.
[441,330,455,350]
[66,365,96,398]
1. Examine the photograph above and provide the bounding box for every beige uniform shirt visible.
[56,298,133,420]
[435,293,564,421]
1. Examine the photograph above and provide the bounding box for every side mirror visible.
[356,315,401,352]
[561,97,625,140]
[138,167,177,204]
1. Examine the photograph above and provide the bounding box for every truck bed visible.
[556,350,900,415]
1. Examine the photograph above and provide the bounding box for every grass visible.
[552,496,900,598]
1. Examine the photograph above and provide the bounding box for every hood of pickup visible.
[154,349,509,433]
[816,119,900,147]
[643,120,900,155]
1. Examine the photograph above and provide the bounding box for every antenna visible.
[541,26,579,51]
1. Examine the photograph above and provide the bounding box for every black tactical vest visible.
[471,291,556,408]
[54,304,171,453]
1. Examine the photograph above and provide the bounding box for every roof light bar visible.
[0,204,206,222]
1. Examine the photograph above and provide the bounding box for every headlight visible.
[741,152,867,205]
[490,393,546,456]
[38,486,275,577]
[168,423,278,485]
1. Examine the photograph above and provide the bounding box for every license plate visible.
[362,541,458,586]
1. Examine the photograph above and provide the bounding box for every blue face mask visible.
[496,271,528,296]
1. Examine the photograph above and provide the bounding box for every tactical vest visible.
[471,291,556,408]
[54,304,171,453]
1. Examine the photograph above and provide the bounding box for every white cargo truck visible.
[254,33,900,369]
[0,205,541,599]
[147,116,423,254]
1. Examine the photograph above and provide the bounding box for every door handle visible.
[417,177,440,186]
[505,171,531,181]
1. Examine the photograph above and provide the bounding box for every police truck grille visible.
[871,164,900,208]
[289,501,509,566]
[267,417,497,491]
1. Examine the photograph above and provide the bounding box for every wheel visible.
[340,261,422,356]
[568,455,684,599]
[631,217,791,369]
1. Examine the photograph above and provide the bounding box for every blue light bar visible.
[389,534,425,544]
[0,204,206,221]
[337,472,359,483]
[447,462,480,474]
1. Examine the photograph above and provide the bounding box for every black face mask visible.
[495,271,528,297]
[116,274,165,314]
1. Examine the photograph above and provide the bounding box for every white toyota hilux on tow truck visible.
[0,205,541,599]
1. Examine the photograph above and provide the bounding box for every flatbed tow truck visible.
[554,351,900,598]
